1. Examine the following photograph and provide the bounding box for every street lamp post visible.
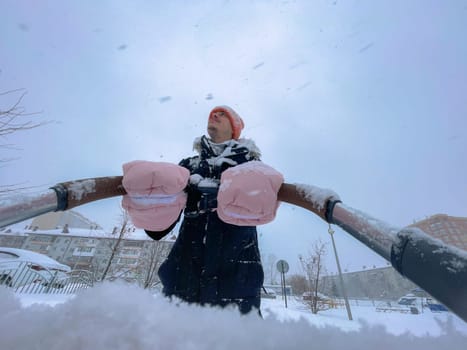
[328,224,353,321]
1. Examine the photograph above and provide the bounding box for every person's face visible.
[207,111,233,143]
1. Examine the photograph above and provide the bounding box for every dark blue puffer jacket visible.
[153,136,264,314]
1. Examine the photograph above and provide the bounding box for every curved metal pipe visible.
[0,190,58,228]
[0,177,466,322]
[331,203,399,262]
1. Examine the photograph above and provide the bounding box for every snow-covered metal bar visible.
[0,176,126,228]
[278,183,467,322]
[0,190,58,228]
[330,203,467,321]
[387,226,467,322]
[331,203,399,261]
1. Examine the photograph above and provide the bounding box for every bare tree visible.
[100,210,129,281]
[299,240,328,314]
[286,273,308,296]
[1,89,45,161]
[137,240,172,289]
[1,89,48,193]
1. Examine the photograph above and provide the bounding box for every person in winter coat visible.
[121,106,283,314]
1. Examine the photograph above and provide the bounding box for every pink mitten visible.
[121,161,189,231]
[217,161,284,226]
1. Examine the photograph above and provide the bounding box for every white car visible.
[376,294,425,314]
[0,247,71,289]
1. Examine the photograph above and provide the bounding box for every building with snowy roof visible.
[30,210,102,230]
[408,214,467,251]
[0,214,175,287]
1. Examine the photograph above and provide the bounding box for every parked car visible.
[0,247,71,289]
[426,298,449,312]
[396,294,422,314]
[376,294,424,314]
[302,291,330,301]
[400,293,449,313]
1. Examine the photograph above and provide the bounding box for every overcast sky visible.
[1,0,466,274]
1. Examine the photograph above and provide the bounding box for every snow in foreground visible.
[1,283,466,350]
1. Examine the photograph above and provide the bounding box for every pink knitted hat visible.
[209,105,244,140]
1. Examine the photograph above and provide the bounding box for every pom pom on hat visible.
[209,106,244,140]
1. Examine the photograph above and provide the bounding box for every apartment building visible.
[408,214,467,251]
[321,266,418,300]
[0,224,174,286]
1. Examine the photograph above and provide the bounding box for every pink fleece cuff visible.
[217,161,284,226]
[121,161,189,231]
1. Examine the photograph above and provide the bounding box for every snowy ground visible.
[1,283,466,350]
[261,297,467,337]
